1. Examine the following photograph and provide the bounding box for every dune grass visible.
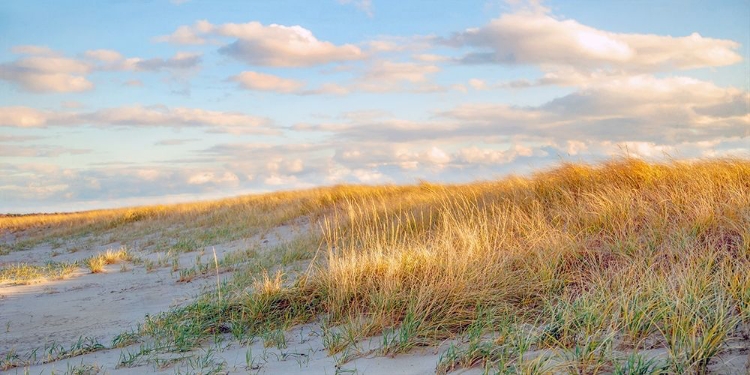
[84,247,133,273]
[0,261,78,285]
[0,184,417,255]
[108,157,748,373]
[3,157,748,373]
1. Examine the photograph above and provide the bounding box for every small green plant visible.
[262,328,287,349]
[63,361,100,375]
[111,329,140,348]
[613,352,669,375]
[560,335,613,375]
[172,238,199,253]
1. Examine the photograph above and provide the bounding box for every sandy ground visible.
[1,223,748,374]
[9,322,473,375]
[0,224,471,375]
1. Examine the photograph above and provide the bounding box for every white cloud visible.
[457,145,533,164]
[230,71,305,93]
[137,169,161,181]
[353,60,441,92]
[299,74,747,147]
[0,46,201,93]
[468,78,487,90]
[154,22,211,44]
[364,61,438,83]
[0,55,94,92]
[285,159,304,173]
[133,52,201,71]
[264,174,298,186]
[157,20,365,67]
[305,82,350,95]
[0,107,50,127]
[448,8,742,73]
[84,49,124,63]
[0,105,275,134]
[11,45,57,56]
[188,171,239,185]
[352,168,386,183]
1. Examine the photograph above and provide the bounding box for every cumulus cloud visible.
[457,145,534,165]
[153,20,214,44]
[0,105,275,134]
[0,162,260,212]
[0,46,201,93]
[230,71,305,93]
[468,78,487,90]
[187,171,239,185]
[303,82,350,95]
[442,76,750,144]
[227,61,445,94]
[299,75,748,147]
[84,50,200,72]
[84,49,124,63]
[0,55,94,92]
[447,8,742,73]
[157,20,365,67]
[352,60,442,92]
[134,52,201,71]
[11,45,57,56]
[0,107,51,127]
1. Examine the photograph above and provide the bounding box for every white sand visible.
[0,224,458,374]
[1,223,748,374]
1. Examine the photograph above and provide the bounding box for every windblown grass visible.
[123,157,750,373]
[4,158,748,373]
[0,185,418,254]
[84,247,132,273]
[0,261,78,285]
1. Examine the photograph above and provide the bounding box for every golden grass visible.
[0,185,421,255]
[0,262,78,285]
[4,157,749,373]
[85,247,132,273]
[303,157,747,372]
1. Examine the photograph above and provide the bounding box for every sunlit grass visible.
[84,247,132,273]
[0,261,78,285]
[3,157,748,372]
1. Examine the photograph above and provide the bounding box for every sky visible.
[0,0,748,213]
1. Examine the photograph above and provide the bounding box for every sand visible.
[1,224,463,374]
[1,223,748,374]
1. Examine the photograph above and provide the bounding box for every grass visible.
[0,261,78,285]
[84,247,132,273]
[120,158,747,372]
[3,157,749,373]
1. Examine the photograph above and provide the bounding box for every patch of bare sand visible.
[0,223,305,369]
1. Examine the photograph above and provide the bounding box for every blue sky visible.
[1,0,748,213]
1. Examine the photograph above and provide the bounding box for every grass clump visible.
[84,247,132,273]
[0,261,78,285]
